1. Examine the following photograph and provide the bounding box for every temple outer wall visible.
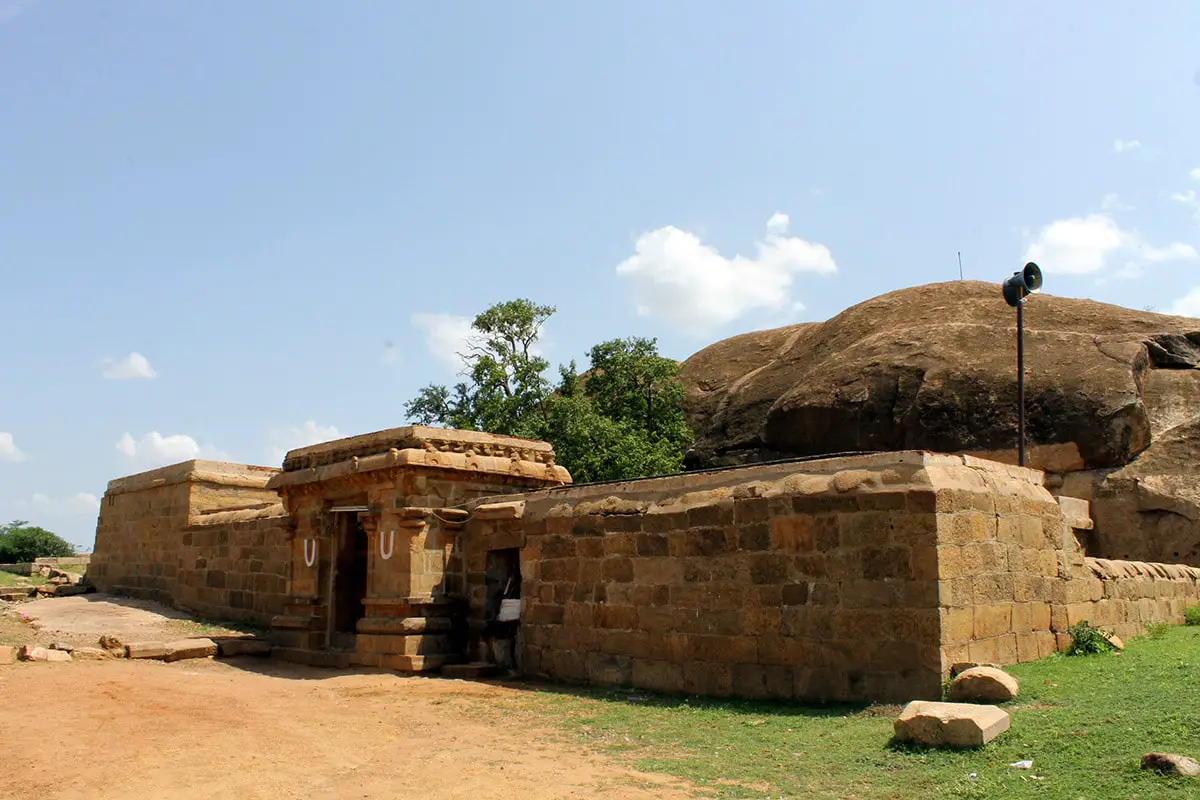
[465,452,1200,703]
[90,460,290,626]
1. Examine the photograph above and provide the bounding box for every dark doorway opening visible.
[483,548,522,668]
[331,513,368,646]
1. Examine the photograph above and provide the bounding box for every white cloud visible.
[28,492,101,517]
[116,431,228,469]
[265,420,340,466]
[1168,287,1200,318]
[412,313,475,371]
[1112,139,1142,153]
[101,352,157,380]
[0,431,25,462]
[1190,168,1200,181]
[615,213,837,335]
[1023,213,1197,276]
[1171,189,1200,222]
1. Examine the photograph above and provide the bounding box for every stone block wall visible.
[90,460,288,624]
[90,475,195,605]
[175,506,291,625]
[1062,557,1200,642]
[464,452,1200,703]
[936,456,1200,662]
[466,453,961,703]
[933,456,1066,668]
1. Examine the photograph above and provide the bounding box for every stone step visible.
[440,662,502,681]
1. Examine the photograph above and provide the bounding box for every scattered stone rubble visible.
[1,631,271,666]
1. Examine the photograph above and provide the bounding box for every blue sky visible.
[2,1,1199,549]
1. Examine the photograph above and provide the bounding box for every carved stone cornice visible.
[269,448,571,494]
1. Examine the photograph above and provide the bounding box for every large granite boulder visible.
[680,280,1200,563]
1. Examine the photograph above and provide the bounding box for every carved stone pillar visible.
[351,506,468,671]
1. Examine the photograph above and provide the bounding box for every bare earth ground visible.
[0,596,695,800]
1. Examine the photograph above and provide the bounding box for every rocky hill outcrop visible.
[679,280,1200,563]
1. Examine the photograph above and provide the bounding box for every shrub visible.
[1065,620,1116,656]
[0,520,76,563]
[1186,604,1200,626]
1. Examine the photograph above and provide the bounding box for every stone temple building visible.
[89,424,1200,703]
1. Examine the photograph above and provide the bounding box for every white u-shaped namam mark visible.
[380,530,395,561]
[303,538,317,567]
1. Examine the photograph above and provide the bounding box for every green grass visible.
[0,571,48,587]
[520,626,1200,799]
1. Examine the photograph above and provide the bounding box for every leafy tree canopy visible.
[0,520,77,562]
[405,300,692,483]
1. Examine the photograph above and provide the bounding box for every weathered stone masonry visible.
[90,461,290,625]
[90,429,1200,703]
[462,451,1200,703]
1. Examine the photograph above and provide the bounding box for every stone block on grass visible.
[946,666,1020,703]
[1142,753,1200,777]
[893,701,1010,748]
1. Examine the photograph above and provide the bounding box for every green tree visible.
[405,301,692,483]
[406,299,555,439]
[0,520,77,562]
[545,337,693,482]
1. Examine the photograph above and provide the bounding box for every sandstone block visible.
[217,638,272,657]
[126,641,168,659]
[946,666,1019,703]
[893,701,1010,748]
[72,647,113,660]
[1142,753,1200,777]
[20,646,71,663]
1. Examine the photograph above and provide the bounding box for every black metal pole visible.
[1017,299,1025,467]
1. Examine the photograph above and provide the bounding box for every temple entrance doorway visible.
[330,510,369,649]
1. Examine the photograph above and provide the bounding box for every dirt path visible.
[4,593,246,643]
[0,599,697,800]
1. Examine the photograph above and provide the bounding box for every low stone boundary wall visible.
[1063,557,1200,642]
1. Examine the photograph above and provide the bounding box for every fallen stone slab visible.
[71,647,112,661]
[1143,753,1200,777]
[163,638,218,662]
[19,645,71,663]
[216,638,271,658]
[946,666,1020,703]
[49,642,73,653]
[893,701,1010,748]
[125,641,168,660]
